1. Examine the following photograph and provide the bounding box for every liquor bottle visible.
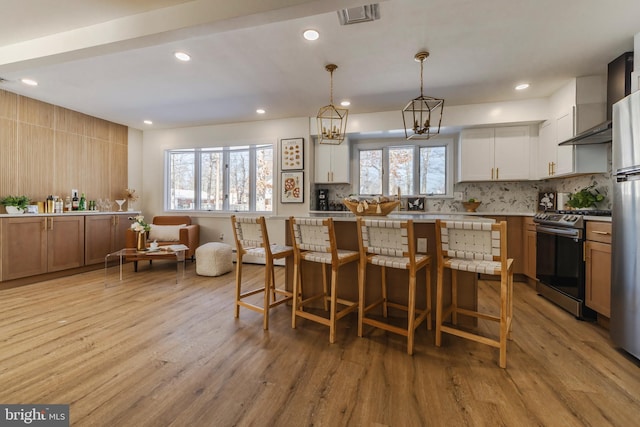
[46,195,54,213]
[65,196,72,212]
[72,191,79,211]
[79,192,86,211]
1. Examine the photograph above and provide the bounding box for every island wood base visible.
[284,219,478,326]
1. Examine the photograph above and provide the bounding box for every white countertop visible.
[277,212,495,223]
[0,210,139,217]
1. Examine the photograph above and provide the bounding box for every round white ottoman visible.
[196,242,233,277]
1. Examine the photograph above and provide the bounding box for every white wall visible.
[141,117,310,246]
[138,98,552,246]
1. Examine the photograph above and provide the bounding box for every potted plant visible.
[567,185,604,209]
[1,195,30,214]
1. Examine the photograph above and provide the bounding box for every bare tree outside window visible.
[166,144,273,212]
[256,146,273,211]
[356,140,451,197]
[420,146,446,195]
[229,149,249,211]
[359,149,382,194]
[388,146,414,195]
[169,151,195,210]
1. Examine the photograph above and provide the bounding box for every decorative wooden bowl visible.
[462,201,481,212]
[343,199,400,216]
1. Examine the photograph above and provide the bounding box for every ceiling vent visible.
[337,4,380,25]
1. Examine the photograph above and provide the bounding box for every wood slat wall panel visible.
[0,90,17,120]
[54,131,84,196]
[18,96,53,128]
[87,116,110,141]
[84,137,111,199]
[109,143,128,198]
[0,90,127,204]
[110,122,128,146]
[17,123,55,200]
[0,118,17,199]
[54,106,84,135]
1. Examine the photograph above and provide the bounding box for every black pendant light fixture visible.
[317,64,348,145]
[402,51,444,140]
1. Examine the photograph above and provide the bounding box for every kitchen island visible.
[283,214,495,325]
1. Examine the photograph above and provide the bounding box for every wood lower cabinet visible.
[85,214,131,265]
[1,215,84,281]
[585,222,612,317]
[485,216,524,275]
[522,216,536,280]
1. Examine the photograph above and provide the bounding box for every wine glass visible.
[115,199,126,212]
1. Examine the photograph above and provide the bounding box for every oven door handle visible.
[535,225,581,238]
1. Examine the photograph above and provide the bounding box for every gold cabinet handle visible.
[496,168,499,180]
[592,230,611,235]
[491,168,494,180]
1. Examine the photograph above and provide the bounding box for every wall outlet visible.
[219,232,224,241]
[454,191,464,201]
[417,238,428,253]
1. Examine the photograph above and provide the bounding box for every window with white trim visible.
[166,144,273,212]
[356,138,453,197]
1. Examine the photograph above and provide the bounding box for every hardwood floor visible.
[1,262,639,426]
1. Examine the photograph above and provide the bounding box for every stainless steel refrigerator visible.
[611,90,640,359]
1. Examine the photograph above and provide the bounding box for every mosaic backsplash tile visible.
[312,173,613,213]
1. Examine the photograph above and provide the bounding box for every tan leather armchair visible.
[125,215,200,260]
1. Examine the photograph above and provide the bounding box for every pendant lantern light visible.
[317,64,348,144]
[402,51,444,140]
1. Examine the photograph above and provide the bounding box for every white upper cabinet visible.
[537,76,609,179]
[314,138,351,184]
[458,126,531,182]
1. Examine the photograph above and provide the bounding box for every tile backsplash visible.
[312,172,613,213]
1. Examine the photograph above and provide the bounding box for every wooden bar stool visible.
[356,218,432,355]
[289,217,360,343]
[434,219,514,368]
[231,215,293,330]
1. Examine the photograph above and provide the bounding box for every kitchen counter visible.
[308,210,535,217]
[283,212,497,223]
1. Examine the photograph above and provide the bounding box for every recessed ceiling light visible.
[256,109,266,114]
[143,120,153,125]
[303,29,319,41]
[174,51,191,62]
[515,83,530,91]
[340,100,351,107]
[21,78,38,86]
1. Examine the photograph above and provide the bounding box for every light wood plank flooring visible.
[1,262,639,426]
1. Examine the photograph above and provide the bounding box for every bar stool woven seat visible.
[434,219,514,368]
[356,218,432,355]
[289,217,360,343]
[231,215,293,330]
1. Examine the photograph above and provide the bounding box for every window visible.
[356,139,453,197]
[166,144,273,212]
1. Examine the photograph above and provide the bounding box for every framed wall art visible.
[281,138,304,170]
[281,171,304,203]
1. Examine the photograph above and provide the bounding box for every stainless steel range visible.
[533,210,611,319]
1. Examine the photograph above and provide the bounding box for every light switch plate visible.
[417,238,427,253]
[454,191,463,201]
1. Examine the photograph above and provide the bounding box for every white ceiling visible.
[0,0,638,130]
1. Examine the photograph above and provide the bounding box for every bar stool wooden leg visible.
[499,274,508,368]
[451,270,458,325]
[234,255,243,319]
[358,258,366,338]
[329,268,339,344]
[425,262,432,331]
[435,263,444,347]
[381,266,388,318]
[262,259,271,330]
[292,259,300,329]
[407,270,417,355]
[322,264,329,311]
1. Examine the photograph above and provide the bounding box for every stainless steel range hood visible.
[559,51,632,146]
[558,120,611,145]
